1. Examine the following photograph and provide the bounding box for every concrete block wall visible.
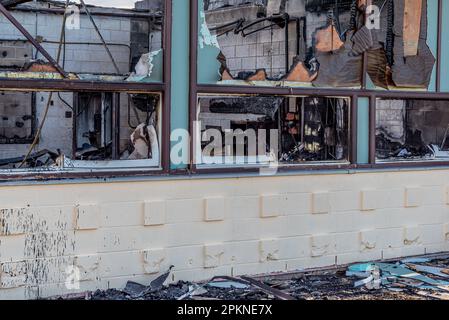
[206,2,351,78]
[1,170,449,299]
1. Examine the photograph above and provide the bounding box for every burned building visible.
[1,0,449,301]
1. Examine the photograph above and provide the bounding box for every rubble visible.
[53,254,449,301]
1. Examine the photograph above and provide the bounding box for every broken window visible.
[0,90,161,170]
[199,0,435,89]
[196,94,350,167]
[0,0,164,83]
[376,99,449,162]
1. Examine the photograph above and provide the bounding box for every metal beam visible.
[0,2,68,78]
[0,0,30,8]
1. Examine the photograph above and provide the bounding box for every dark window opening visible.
[0,90,161,171]
[376,99,449,162]
[196,94,350,167]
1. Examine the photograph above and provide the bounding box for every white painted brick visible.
[226,241,261,265]
[330,191,361,212]
[100,202,143,227]
[204,243,225,268]
[204,197,225,221]
[167,245,204,271]
[378,228,404,249]
[143,248,167,274]
[405,187,422,208]
[420,186,444,206]
[99,251,145,278]
[233,261,287,277]
[280,193,311,215]
[226,196,260,219]
[337,250,382,265]
[75,204,100,230]
[74,230,99,255]
[99,227,141,253]
[420,224,445,245]
[403,226,422,246]
[446,186,449,204]
[359,230,378,252]
[260,195,281,218]
[278,236,310,260]
[30,206,76,232]
[311,234,335,257]
[144,201,166,226]
[361,189,403,211]
[166,199,204,223]
[0,261,26,289]
[172,266,232,283]
[312,192,330,214]
[0,207,29,235]
[0,287,37,300]
[0,235,26,262]
[286,255,336,271]
[335,232,359,253]
[74,254,99,282]
[167,222,231,247]
[259,239,280,262]
[37,280,97,299]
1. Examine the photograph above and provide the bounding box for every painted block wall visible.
[1,170,449,299]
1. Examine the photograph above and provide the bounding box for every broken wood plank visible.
[283,59,317,82]
[221,68,234,81]
[314,23,344,53]
[246,68,267,81]
[403,0,423,57]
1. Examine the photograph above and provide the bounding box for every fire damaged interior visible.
[0,90,161,170]
[202,0,436,89]
[0,0,164,82]
[376,99,449,162]
[197,95,350,166]
[0,0,164,172]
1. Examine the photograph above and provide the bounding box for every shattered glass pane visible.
[196,94,350,167]
[0,0,164,83]
[0,90,162,171]
[376,99,449,162]
[199,0,435,89]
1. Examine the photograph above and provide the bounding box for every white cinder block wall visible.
[1,170,449,299]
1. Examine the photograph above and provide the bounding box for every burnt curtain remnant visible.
[203,0,435,89]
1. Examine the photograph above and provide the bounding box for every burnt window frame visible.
[190,0,449,174]
[0,0,172,181]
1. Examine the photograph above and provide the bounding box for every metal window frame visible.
[0,0,172,182]
[189,0,449,174]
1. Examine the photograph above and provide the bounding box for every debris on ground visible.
[52,254,449,301]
